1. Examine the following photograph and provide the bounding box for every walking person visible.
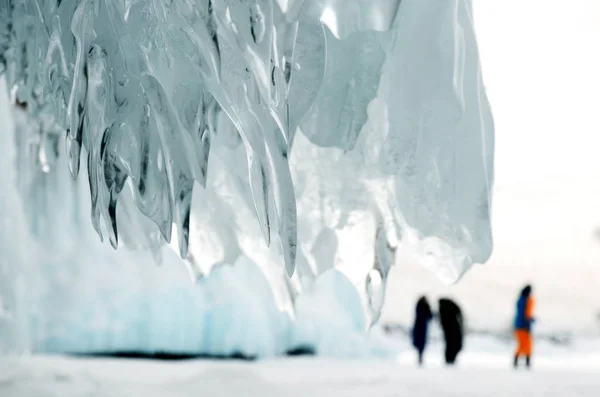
[438,298,464,365]
[412,296,433,366]
[513,285,535,368]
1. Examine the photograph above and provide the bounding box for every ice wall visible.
[0,0,494,354]
[0,77,31,353]
[0,76,384,357]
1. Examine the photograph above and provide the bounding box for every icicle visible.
[66,0,93,178]
[0,0,495,298]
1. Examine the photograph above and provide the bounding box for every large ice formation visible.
[0,0,494,355]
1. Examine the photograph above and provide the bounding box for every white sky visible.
[475,0,600,263]
[476,0,600,187]
[382,0,600,333]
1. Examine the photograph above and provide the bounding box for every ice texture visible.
[0,0,494,352]
[25,253,393,358]
[33,255,292,357]
[0,83,393,357]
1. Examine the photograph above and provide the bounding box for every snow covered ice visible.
[2,346,600,397]
[0,0,496,363]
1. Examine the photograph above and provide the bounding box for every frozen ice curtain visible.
[0,0,494,354]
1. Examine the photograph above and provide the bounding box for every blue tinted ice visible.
[0,0,494,335]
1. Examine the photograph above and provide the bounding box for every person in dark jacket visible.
[412,296,433,366]
[438,298,464,365]
[513,284,535,368]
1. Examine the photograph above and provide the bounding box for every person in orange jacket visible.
[513,284,535,368]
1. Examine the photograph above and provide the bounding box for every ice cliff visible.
[0,0,494,355]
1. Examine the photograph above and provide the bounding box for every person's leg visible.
[524,332,532,368]
[449,346,458,365]
[450,335,461,364]
[446,346,458,365]
[514,330,526,368]
[514,331,520,367]
[418,349,424,366]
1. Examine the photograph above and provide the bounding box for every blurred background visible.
[383,0,600,339]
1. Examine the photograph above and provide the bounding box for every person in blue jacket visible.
[514,285,535,368]
[412,296,433,366]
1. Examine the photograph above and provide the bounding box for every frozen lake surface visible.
[3,340,600,397]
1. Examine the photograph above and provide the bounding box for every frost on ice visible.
[0,0,494,350]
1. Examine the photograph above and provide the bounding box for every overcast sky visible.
[474,0,600,262]
[476,0,600,187]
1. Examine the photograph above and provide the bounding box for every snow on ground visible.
[3,337,600,396]
[2,352,599,396]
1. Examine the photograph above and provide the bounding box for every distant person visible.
[438,298,464,365]
[412,296,433,366]
[513,284,535,368]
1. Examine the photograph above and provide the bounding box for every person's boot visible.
[525,356,531,369]
[513,354,519,368]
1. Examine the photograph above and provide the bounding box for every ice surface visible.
[19,244,392,358]
[291,269,390,357]
[0,76,32,354]
[0,0,494,354]
[1,89,395,357]
[33,255,291,357]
